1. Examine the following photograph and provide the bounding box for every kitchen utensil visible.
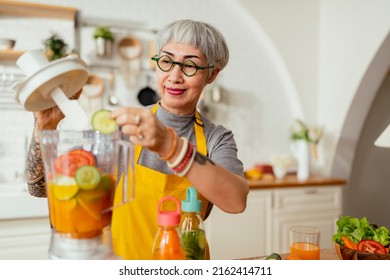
[79,74,104,117]
[137,74,159,106]
[117,36,142,88]
[107,69,119,106]
[117,36,142,61]
[12,49,90,131]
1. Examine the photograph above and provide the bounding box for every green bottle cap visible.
[181,187,202,212]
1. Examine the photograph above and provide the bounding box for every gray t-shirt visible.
[138,103,244,176]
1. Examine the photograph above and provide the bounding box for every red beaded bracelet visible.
[172,143,194,173]
[176,145,196,177]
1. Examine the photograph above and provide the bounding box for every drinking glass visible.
[289,226,320,260]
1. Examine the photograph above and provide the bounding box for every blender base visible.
[48,227,120,260]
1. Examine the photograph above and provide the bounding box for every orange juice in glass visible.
[289,226,320,260]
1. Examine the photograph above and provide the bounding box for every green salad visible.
[333,216,390,247]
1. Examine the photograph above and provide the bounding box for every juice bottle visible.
[180,187,207,260]
[152,196,185,260]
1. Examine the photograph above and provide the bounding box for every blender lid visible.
[13,54,88,112]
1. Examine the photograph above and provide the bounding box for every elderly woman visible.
[26,19,248,260]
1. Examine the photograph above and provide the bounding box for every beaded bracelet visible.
[167,137,189,169]
[176,145,196,177]
[159,127,178,161]
[172,143,193,173]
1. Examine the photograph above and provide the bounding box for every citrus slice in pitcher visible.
[91,109,117,134]
[53,177,79,201]
[75,165,101,190]
[53,185,79,201]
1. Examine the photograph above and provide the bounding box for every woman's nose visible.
[168,64,184,82]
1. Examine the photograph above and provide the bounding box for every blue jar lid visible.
[181,186,202,212]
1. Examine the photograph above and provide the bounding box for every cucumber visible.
[74,165,101,190]
[265,253,282,260]
[91,109,117,134]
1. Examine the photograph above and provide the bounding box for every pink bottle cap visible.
[157,196,181,226]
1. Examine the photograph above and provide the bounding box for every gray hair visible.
[155,19,229,70]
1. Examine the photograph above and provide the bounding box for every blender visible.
[13,50,135,259]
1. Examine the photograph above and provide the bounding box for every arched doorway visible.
[331,32,390,227]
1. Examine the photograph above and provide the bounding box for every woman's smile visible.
[165,87,186,96]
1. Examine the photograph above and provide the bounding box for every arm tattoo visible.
[194,152,215,166]
[26,134,47,197]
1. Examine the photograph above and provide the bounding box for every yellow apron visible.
[111,104,209,260]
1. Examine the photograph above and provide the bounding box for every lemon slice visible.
[91,109,117,134]
[53,184,79,201]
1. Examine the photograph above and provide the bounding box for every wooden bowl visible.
[334,243,390,260]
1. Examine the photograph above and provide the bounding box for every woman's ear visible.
[207,69,220,84]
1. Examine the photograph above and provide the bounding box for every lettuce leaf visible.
[333,216,390,247]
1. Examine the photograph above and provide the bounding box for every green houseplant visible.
[42,33,68,61]
[93,26,115,57]
[93,26,115,41]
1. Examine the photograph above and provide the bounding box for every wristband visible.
[167,137,189,169]
[159,127,178,161]
[176,147,196,177]
[172,143,193,173]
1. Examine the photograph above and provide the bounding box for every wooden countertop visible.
[243,247,340,260]
[247,175,347,189]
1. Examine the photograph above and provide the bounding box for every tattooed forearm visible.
[26,133,47,197]
[194,152,215,166]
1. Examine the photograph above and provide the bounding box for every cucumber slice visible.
[74,165,101,190]
[265,253,282,260]
[91,109,117,134]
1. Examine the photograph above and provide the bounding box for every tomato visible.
[357,240,387,255]
[54,149,95,177]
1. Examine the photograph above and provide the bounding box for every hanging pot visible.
[79,74,104,117]
[117,36,143,88]
[137,75,159,106]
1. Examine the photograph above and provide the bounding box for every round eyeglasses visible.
[151,55,214,77]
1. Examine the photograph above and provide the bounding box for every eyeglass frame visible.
[151,55,214,77]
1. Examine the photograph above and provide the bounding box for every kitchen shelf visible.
[0,1,79,61]
[0,50,24,61]
[0,0,77,20]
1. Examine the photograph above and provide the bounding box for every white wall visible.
[239,0,319,122]
[239,0,390,176]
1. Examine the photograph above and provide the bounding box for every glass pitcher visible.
[40,129,134,259]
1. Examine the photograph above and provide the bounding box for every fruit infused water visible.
[41,130,133,241]
[47,163,116,239]
[152,196,185,260]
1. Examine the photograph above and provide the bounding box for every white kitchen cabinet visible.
[272,186,342,254]
[205,189,273,260]
[0,217,51,260]
[205,181,343,259]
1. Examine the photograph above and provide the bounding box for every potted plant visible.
[93,25,115,57]
[42,33,68,61]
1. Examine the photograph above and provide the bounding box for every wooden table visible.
[243,248,340,260]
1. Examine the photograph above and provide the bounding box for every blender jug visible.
[40,129,134,259]
[12,49,135,259]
